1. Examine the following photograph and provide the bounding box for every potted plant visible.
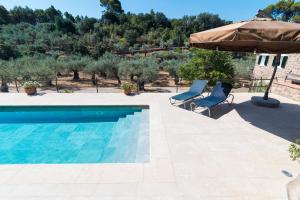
[287,140,300,199]
[121,82,136,95]
[23,81,39,95]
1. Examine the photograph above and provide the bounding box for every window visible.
[272,55,288,69]
[258,54,270,67]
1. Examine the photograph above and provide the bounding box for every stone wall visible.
[253,54,300,80]
[252,54,300,102]
[272,81,300,102]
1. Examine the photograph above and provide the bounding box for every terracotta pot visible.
[24,87,37,95]
[123,89,131,95]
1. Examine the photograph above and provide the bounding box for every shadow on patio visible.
[176,98,300,142]
[234,100,300,143]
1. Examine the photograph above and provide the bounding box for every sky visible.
[0,0,278,22]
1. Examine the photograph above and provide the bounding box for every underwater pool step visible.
[101,110,148,163]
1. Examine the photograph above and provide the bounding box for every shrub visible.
[179,49,234,86]
[289,139,300,162]
[23,81,39,89]
[121,82,136,91]
[232,56,256,80]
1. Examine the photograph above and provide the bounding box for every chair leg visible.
[207,107,211,117]
[228,94,234,105]
[190,102,196,111]
[169,98,176,105]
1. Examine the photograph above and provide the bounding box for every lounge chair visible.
[169,80,208,108]
[190,81,234,117]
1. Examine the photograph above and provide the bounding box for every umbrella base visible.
[251,96,280,108]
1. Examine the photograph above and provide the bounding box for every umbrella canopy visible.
[189,18,300,103]
[189,18,300,54]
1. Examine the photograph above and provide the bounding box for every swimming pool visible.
[0,106,149,164]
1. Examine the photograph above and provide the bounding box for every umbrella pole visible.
[263,53,280,100]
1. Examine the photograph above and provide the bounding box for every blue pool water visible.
[0,106,149,164]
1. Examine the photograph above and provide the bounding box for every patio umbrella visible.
[189,18,300,106]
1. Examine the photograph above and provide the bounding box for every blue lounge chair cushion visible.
[193,96,225,108]
[171,91,200,101]
[170,80,208,102]
[192,81,233,108]
[210,81,226,99]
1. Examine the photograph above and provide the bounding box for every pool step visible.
[101,110,149,163]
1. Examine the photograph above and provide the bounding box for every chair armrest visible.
[227,94,234,105]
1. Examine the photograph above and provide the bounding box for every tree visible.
[14,56,55,82]
[45,6,62,22]
[179,49,234,85]
[0,41,20,60]
[0,60,16,92]
[55,17,77,34]
[85,52,123,85]
[0,5,10,25]
[34,9,49,23]
[85,60,105,85]
[77,17,97,34]
[61,56,92,81]
[0,4,231,64]
[10,6,36,24]
[163,60,186,85]
[118,56,159,90]
[258,0,300,22]
[100,0,124,23]
[100,0,123,14]
[64,12,75,22]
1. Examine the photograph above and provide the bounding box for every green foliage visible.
[0,41,20,60]
[0,5,10,25]
[0,60,16,83]
[59,89,74,93]
[179,49,234,85]
[100,0,124,24]
[155,50,191,84]
[10,6,36,24]
[85,52,122,84]
[118,56,159,89]
[121,82,136,91]
[0,5,228,58]
[55,17,76,34]
[60,55,93,80]
[14,56,56,82]
[44,6,62,23]
[77,17,97,34]
[163,60,186,85]
[289,139,300,161]
[258,0,300,22]
[100,0,124,14]
[232,56,256,80]
[23,81,39,89]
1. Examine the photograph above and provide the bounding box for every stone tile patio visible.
[0,92,299,200]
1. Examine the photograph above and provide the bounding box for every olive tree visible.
[14,56,56,84]
[85,52,123,85]
[0,60,16,92]
[85,60,106,85]
[118,56,159,90]
[163,59,186,85]
[61,55,92,81]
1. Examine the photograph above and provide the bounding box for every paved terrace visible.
[0,92,299,200]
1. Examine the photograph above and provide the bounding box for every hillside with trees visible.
[1,0,291,93]
[0,0,228,58]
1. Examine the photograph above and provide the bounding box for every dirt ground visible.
[6,71,251,94]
